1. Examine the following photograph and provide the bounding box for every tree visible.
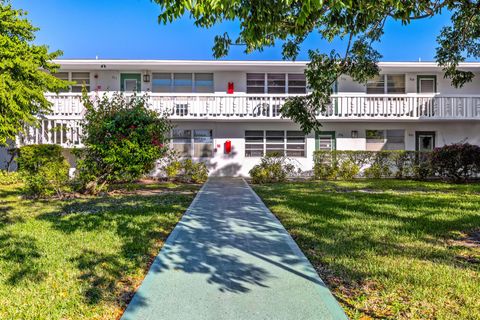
[154,0,480,133]
[0,1,69,145]
[75,92,172,194]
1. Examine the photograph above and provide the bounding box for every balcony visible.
[18,92,480,147]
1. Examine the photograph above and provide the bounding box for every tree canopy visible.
[0,1,68,145]
[154,0,480,133]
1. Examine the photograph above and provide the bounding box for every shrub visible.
[181,159,208,183]
[363,151,392,178]
[430,143,480,182]
[159,150,209,183]
[17,145,70,197]
[313,151,338,180]
[313,150,437,180]
[0,170,22,185]
[249,154,296,184]
[337,159,360,180]
[75,92,172,194]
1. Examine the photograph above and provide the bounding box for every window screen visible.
[386,75,405,93]
[173,73,193,93]
[152,73,171,92]
[172,129,192,157]
[267,74,286,94]
[288,74,307,94]
[194,73,214,93]
[71,72,90,92]
[245,131,264,157]
[247,73,265,94]
[193,129,213,157]
[366,75,385,94]
[286,131,305,156]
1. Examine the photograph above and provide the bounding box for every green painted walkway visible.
[121,177,347,320]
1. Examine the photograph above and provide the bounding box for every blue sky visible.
[14,0,454,61]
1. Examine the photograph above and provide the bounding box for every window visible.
[171,129,213,157]
[245,130,306,157]
[152,73,171,92]
[245,131,264,157]
[246,73,307,94]
[193,129,213,157]
[152,73,213,93]
[173,73,193,93]
[53,72,90,92]
[194,73,214,93]
[286,131,306,156]
[246,73,265,94]
[385,129,405,150]
[267,74,286,94]
[71,72,90,92]
[366,74,405,94]
[387,75,405,93]
[266,131,285,155]
[172,129,192,157]
[288,74,307,94]
[366,129,405,150]
[124,79,138,92]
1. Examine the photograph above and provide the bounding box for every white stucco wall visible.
[152,120,480,177]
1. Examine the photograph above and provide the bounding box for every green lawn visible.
[253,179,480,320]
[0,182,198,319]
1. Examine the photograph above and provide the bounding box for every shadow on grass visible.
[36,191,194,308]
[253,182,480,317]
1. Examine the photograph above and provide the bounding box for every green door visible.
[315,131,336,151]
[120,73,141,92]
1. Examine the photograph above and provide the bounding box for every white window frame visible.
[171,128,214,158]
[53,71,91,92]
[365,129,405,150]
[366,74,405,94]
[246,73,307,94]
[151,73,214,93]
[245,130,306,157]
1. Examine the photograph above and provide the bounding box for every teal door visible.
[315,131,336,151]
[120,73,141,92]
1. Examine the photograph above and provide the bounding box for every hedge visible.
[314,144,480,182]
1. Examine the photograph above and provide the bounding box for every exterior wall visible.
[148,120,480,177]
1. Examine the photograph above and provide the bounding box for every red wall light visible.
[224,140,232,154]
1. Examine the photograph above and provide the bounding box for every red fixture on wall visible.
[227,82,234,94]
[224,140,232,154]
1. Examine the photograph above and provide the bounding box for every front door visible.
[415,131,436,151]
[120,73,141,92]
[417,76,436,93]
[316,131,336,151]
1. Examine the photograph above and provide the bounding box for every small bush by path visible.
[253,179,480,319]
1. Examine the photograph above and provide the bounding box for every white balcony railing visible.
[18,93,480,147]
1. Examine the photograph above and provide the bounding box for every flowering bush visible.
[75,92,172,194]
[430,143,480,182]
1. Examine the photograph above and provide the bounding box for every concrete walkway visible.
[122,177,347,320]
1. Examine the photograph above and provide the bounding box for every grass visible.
[0,182,199,319]
[253,179,480,320]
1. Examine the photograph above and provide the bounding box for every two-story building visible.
[9,59,480,176]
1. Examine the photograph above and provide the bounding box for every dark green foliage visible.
[17,144,70,197]
[430,143,480,182]
[314,146,480,182]
[249,154,296,184]
[161,152,209,183]
[155,0,480,133]
[313,150,432,180]
[0,2,69,145]
[75,92,172,194]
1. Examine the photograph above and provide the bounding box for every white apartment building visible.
[8,59,480,176]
